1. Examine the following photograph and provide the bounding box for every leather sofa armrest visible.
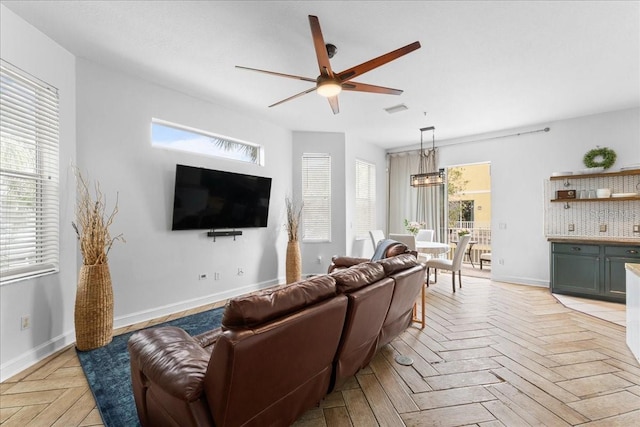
[194,327,223,348]
[128,326,210,401]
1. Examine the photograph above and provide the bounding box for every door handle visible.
[627,250,638,254]
[571,247,581,251]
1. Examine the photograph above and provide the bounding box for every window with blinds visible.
[0,61,60,284]
[355,159,376,238]
[301,153,331,242]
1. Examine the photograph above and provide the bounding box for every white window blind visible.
[302,153,331,241]
[0,60,60,284]
[355,159,376,238]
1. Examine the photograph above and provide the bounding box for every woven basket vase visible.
[286,240,301,284]
[74,263,114,351]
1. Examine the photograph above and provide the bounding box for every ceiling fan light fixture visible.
[317,80,342,97]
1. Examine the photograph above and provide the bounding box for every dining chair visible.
[388,233,416,251]
[415,229,434,243]
[369,230,385,250]
[425,234,471,292]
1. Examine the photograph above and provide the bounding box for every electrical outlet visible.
[316,256,322,264]
[214,272,220,280]
[599,224,607,232]
[198,273,208,280]
[634,225,640,233]
[498,258,505,265]
[237,268,244,276]
[568,224,575,232]
[21,315,30,331]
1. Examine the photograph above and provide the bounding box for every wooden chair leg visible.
[452,271,456,292]
[421,284,426,329]
[425,267,430,288]
[459,270,462,288]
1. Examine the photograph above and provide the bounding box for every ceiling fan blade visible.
[235,65,316,83]
[268,87,317,108]
[309,15,334,77]
[337,41,421,82]
[341,81,403,95]
[327,96,339,114]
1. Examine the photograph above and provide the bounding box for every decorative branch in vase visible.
[285,197,303,284]
[72,168,125,351]
[72,170,125,265]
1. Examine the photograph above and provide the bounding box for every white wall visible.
[76,59,292,325]
[345,135,388,258]
[435,108,639,286]
[292,131,346,274]
[0,5,77,381]
[290,131,388,271]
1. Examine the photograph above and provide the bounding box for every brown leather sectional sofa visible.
[128,246,424,427]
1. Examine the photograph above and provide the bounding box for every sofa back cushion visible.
[377,253,418,275]
[222,275,336,328]
[206,294,348,427]
[331,262,385,293]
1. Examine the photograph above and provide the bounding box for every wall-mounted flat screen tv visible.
[171,164,272,230]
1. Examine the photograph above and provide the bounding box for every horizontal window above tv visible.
[171,164,272,230]
[151,119,263,165]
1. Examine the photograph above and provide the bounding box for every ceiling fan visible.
[236,15,421,114]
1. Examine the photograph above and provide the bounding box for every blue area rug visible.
[77,307,225,427]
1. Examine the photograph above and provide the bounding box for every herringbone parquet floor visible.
[2,277,639,426]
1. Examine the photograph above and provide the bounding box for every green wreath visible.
[583,147,616,169]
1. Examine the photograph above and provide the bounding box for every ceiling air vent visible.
[384,104,408,114]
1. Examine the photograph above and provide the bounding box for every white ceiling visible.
[3,0,639,149]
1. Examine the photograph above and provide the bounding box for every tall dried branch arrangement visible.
[72,169,125,265]
[285,197,303,242]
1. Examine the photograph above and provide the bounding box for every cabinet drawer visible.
[605,245,640,258]
[552,243,599,255]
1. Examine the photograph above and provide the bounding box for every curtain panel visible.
[387,149,446,242]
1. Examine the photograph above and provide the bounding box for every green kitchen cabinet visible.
[551,242,640,303]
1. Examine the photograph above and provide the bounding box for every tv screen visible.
[171,164,272,230]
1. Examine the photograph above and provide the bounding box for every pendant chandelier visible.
[410,126,445,187]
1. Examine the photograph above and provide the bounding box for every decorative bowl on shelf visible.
[576,167,604,174]
[611,192,638,198]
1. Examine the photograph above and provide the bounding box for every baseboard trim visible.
[1,278,280,383]
[1,332,75,383]
[113,278,280,329]
[491,275,549,288]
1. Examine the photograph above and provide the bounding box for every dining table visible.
[416,241,451,256]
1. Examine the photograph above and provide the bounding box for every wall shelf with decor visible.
[551,196,640,203]
[548,169,640,203]
[544,168,640,239]
[549,169,640,181]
